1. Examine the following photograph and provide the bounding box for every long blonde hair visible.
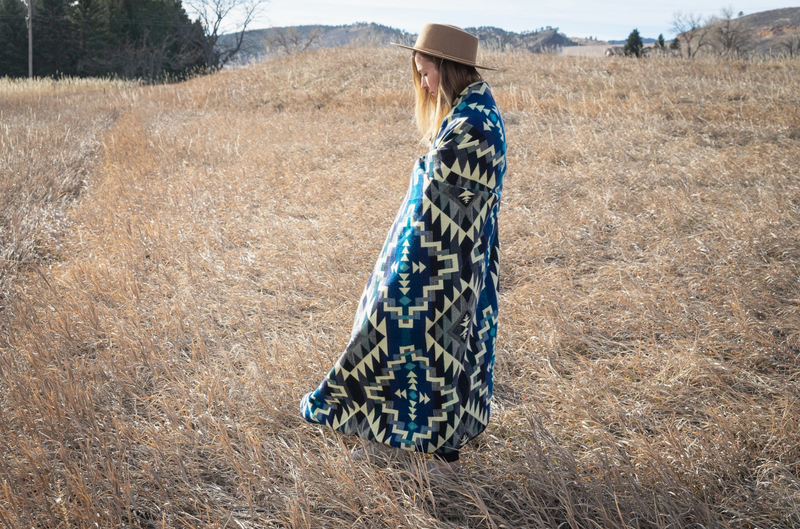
[412,51,483,145]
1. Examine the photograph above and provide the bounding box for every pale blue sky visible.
[253,0,796,41]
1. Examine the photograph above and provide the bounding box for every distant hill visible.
[736,6,800,30]
[608,38,656,45]
[219,23,413,64]
[725,7,800,54]
[221,7,800,63]
[221,7,800,66]
[220,23,577,65]
[570,37,610,46]
[675,7,800,56]
[464,27,577,52]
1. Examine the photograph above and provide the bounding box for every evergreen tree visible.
[670,37,681,50]
[623,28,644,57]
[0,0,29,77]
[35,0,76,75]
[1,0,215,79]
[656,33,666,48]
[70,0,111,76]
[105,0,204,80]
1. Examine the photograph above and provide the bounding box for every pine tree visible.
[623,28,644,58]
[656,33,666,48]
[70,0,111,76]
[2,0,211,79]
[35,0,76,75]
[105,0,205,80]
[670,37,681,50]
[0,0,29,77]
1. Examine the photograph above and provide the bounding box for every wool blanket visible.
[300,81,507,455]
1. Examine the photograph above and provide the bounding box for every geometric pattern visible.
[300,81,507,455]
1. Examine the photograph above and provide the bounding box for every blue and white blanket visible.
[300,81,507,455]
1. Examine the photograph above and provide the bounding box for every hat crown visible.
[390,23,497,70]
[414,23,479,65]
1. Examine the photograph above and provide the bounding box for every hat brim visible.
[390,43,498,71]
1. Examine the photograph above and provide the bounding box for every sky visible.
[246,0,798,41]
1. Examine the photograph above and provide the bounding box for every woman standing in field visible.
[300,23,506,476]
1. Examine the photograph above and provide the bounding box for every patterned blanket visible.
[300,81,507,455]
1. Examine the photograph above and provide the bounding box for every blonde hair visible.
[412,51,483,145]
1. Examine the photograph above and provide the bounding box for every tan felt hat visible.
[391,23,497,71]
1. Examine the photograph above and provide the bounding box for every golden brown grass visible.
[0,77,138,304]
[0,76,139,96]
[1,48,799,528]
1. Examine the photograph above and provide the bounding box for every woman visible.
[300,23,506,475]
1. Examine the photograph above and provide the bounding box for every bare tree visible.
[265,26,322,56]
[106,22,206,81]
[781,35,800,58]
[671,11,711,58]
[714,6,752,58]
[185,0,268,70]
[110,30,170,81]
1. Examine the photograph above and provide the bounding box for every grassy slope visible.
[1,49,799,528]
[740,7,800,29]
[707,7,800,54]
[0,77,139,302]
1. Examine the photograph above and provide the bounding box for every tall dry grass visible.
[1,48,799,528]
[0,76,139,305]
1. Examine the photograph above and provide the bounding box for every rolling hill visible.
[733,7,800,54]
[221,23,577,64]
[678,7,800,56]
[222,7,800,65]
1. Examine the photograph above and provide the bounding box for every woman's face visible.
[414,53,439,96]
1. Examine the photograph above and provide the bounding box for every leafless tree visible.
[671,11,711,58]
[105,24,205,81]
[713,6,752,58]
[780,35,800,58]
[265,26,322,56]
[111,30,170,81]
[184,0,268,70]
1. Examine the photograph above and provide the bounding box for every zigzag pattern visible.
[300,81,506,454]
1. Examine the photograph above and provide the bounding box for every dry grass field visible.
[1,48,799,528]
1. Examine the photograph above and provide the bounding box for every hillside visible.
[735,7,800,53]
[465,26,577,52]
[739,6,800,30]
[679,7,800,56]
[2,49,800,528]
[220,22,414,63]
[222,23,576,64]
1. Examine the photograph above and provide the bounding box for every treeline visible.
[0,0,211,80]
